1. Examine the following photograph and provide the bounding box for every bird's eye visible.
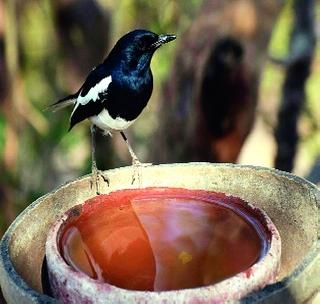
[137,40,146,50]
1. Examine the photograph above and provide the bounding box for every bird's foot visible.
[90,169,109,195]
[131,158,152,185]
[102,130,113,137]
[132,157,152,167]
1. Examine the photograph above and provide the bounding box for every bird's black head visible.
[106,29,176,72]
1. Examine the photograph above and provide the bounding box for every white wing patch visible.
[71,75,112,116]
[78,75,112,105]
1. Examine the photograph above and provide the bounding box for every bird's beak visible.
[158,34,176,45]
[151,34,176,49]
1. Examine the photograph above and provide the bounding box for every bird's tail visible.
[46,93,77,112]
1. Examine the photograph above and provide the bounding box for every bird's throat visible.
[126,52,153,75]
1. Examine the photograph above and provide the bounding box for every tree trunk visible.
[274,0,316,172]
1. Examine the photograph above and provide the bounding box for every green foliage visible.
[269,0,293,58]
[0,114,6,162]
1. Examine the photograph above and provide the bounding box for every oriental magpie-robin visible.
[49,29,176,193]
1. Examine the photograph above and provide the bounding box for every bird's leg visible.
[120,131,151,184]
[90,125,109,194]
[120,131,141,165]
[90,125,100,194]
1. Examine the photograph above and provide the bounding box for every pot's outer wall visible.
[0,163,319,303]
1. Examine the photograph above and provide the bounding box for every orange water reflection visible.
[60,188,268,291]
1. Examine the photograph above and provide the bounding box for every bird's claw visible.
[131,160,152,185]
[91,170,110,195]
[132,159,152,167]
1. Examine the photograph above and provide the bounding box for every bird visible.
[49,29,176,193]
[197,36,254,162]
[201,37,245,139]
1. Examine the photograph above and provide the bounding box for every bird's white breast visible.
[90,109,135,132]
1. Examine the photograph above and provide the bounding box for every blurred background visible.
[0,0,319,236]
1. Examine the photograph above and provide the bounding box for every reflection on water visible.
[60,188,268,291]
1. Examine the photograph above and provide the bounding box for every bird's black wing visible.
[69,65,112,130]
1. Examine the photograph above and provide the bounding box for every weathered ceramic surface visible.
[0,163,319,303]
[45,189,281,303]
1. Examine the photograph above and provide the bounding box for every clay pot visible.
[0,164,319,303]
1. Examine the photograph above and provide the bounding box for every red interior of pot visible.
[59,188,270,291]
